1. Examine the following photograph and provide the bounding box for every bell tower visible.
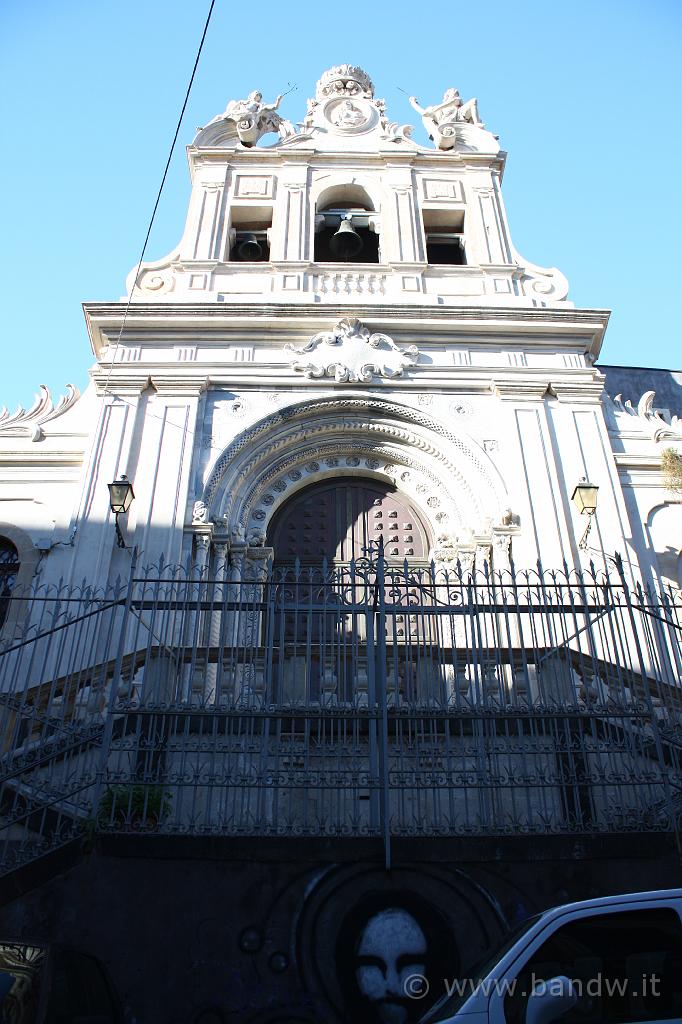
[124,63,568,307]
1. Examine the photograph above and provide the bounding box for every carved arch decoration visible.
[312,176,383,221]
[200,395,509,553]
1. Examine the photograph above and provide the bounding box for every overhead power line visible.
[104,0,217,394]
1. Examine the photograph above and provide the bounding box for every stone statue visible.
[409,89,481,150]
[332,99,368,129]
[229,524,246,544]
[192,499,209,524]
[222,90,295,147]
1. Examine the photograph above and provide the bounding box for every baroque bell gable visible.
[128,63,567,308]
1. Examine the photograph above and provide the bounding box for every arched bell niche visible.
[267,478,431,564]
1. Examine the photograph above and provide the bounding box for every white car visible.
[422,888,682,1024]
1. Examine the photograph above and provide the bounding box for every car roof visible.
[541,888,682,919]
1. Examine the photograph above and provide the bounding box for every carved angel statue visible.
[222,90,295,146]
[409,88,481,150]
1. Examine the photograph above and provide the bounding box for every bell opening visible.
[315,217,379,264]
[230,230,270,263]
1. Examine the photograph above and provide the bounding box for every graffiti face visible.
[335,891,455,1024]
[354,909,427,1024]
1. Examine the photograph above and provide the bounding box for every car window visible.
[503,907,682,1024]
[0,942,47,1024]
[423,915,543,1022]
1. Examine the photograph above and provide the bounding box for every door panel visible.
[268,479,430,564]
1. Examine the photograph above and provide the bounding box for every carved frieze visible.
[285,318,419,383]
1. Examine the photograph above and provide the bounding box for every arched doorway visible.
[267,479,431,564]
[265,480,433,699]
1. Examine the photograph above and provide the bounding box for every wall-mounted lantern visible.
[571,477,599,549]
[108,474,135,548]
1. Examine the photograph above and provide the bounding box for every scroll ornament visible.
[285,318,419,383]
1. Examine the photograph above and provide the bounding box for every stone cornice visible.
[84,302,610,359]
[187,146,506,174]
[85,301,609,326]
[84,361,607,396]
[613,454,664,470]
[90,368,209,396]
[0,450,84,467]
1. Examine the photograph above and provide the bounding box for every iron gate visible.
[1,553,681,874]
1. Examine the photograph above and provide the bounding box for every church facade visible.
[0,65,681,1023]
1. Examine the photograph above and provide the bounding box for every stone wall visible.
[0,835,679,1024]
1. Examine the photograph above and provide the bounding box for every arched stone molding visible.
[0,523,42,640]
[240,445,449,548]
[646,502,682,590]
[201,395,509,553]
[312,177,383,217]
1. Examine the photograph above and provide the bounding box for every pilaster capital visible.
[490,377,550,401]
[192,526,214,549]
[549,380,605,404]
[150,375,209,397]
[91,370,151,397]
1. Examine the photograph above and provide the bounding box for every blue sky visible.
[1,0,680,412]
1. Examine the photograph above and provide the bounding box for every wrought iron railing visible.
[0,554,681,873]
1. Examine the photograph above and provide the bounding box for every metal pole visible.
[374,540,391,871]
[91,547,139,829]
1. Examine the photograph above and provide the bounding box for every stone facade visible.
[0,65,679,596]
[0,65,681,1024]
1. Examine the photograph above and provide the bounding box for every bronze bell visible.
[329,217,363,260]
[236,233,263,261]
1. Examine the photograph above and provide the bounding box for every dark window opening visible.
[228,206,272,262]
[423,208,466,266]
[0,538,19,629]
[425,233,466,265]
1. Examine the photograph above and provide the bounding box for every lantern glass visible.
[108,476,134,515]
[571,480,599,516]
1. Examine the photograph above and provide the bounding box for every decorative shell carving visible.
[285,318,419,383]
[315,65,374,100]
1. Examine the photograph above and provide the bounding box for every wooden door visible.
[268,479,430,564]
